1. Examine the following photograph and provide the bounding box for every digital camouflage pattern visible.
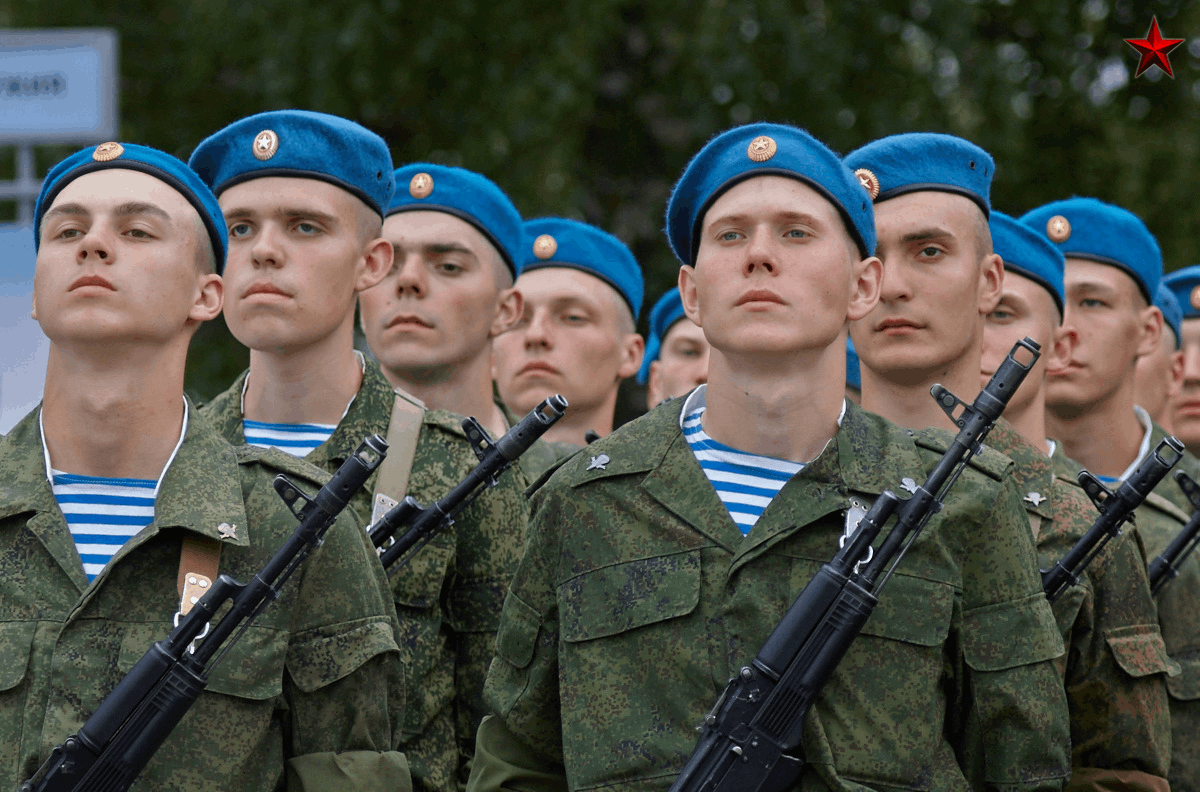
[496,397,580,485]
[1050,439,1200,792]
[0,403,408,792]
[202,359,531,792]
[470,397,1071,792]
[1148,419,1200,516]
[987,420,1172,791]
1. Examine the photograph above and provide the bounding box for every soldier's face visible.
[980,270,1060,418]
[34,169,220,347]
[850,191,1001,382]
[1134,325,1182,429]
[360,211,517,378]
[492,267,642,417]
[647,318,709,408]
[1169,319,1200,448]
[1045,259,1160,414]
[219,177,386,353]
[685,176,879,361]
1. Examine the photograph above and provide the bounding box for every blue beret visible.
[637,288,688,384]
[843,132,994,217]
[35,141,228,274]
[387,163,523,278]
[1164,265,1200,325]
[1019,197,1161,304]
[989,211,1065,316]
[1155,283,1183,349]
[665,123,875,265]
[521,217,644,321]
[189,110,394,217]
[846,336,861,391]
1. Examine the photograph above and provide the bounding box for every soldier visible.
[982,211,1173,790]
[1021,198,1200,791]
[468,123,1070,792]
[637,287,709,409]
[1165,266,1200,456]
[492,218,645,447]
[1135,284,1184,432]
[1,141,408,790]
[190,112,531,792]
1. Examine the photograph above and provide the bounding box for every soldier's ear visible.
[1136,305,1164,360]
[678,266,701,327]
[490,288,523,338]
[978,253,1004,314]
[846,255,881,322]
[356,237,393,292]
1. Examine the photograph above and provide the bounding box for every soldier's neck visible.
[1046,387,1145,478]
[243,317,363,425]
[382,345,508,437]
[995,385,1053,456]
[40,339,188,479]
[860,354,980,434]
[701,347,844,464]
[539,394,618,447]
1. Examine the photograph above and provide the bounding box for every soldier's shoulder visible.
[912,425,1012,482]
[234,443,333,489]
[195,371,246,418]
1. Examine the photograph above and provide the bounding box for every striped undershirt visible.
[679,385,844,534]
[242,419,336,457]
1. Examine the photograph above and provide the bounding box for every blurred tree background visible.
[3,0,1197,424]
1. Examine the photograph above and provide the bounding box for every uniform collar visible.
[1112,405,1154,483]
[308,355,396,467]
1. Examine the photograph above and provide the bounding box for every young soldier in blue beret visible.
[1135,284,1185,432]
[981,211,1173,792]
[637,287,710,409]
[1164,266,1200,455]
[1022,198,1200,791]
[191,113,532,792]
[0,142,408,790]
[492,218,645,447]
[468,122,1069,792]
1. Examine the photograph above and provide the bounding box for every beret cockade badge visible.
[252,129,279,161]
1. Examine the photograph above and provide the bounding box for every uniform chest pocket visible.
[389,535,453,612]
[559,550,701,643]
[858,572,953,647]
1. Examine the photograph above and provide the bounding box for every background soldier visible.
[2,141,407,790]
[190,112,531,792]
[638,287,709,409]
[468,122,1070,792]
[1165,266,1200,458]
[1134,284,1185,433]
[492,218,644,447]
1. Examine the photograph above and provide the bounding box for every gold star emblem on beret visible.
[409,172,434,199]
[1047,215,1071,243]
[92,142,124,162]
[854,168,880,200]
[533,234,558,260]
[747,135,777,162]
[252,129,279,161]
[1190,285,1200,311]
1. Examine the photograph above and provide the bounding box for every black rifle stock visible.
[667,338,1040,792]
[1148,470,1200,595]
[20,435,388,792]
[369,394,567,573]
[1041,437,1183,603]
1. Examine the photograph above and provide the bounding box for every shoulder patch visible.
[911,427,1012,482]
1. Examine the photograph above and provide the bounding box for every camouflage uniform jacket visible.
[495,398,579,486]
[1051,439,1200,792]
[0,404,408,792]
[1148,419,1200,516]
[987,420,1172,791]
[470,397,1071,792]
[202,361,531,792]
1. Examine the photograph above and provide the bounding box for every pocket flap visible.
[390,538,453,611]
[559,551,700,643]
[119,623,287,701]
[495,592,543,669]
[860,574,953,647]
[1106,624,1180,679]
[1167,653,1200,701]
[0,621,36,692]
[286,618,399,693]
[964,593,1066,672]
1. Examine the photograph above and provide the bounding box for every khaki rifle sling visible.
[371,389,427,526]
[177,534,222,616]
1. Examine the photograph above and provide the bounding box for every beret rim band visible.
[1060,251,1154,304]
[686,168,871,266]
[875,183,990,218]
[38,158,227,274]
[386,202,517,276]
[521,259,639,318]
[1001,264,1065,317]
[213,167,386,218]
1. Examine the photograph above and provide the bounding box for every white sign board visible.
[0,224,46,434]
[0,29,117,141]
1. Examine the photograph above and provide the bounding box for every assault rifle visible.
[667,338,1040,792]
[369,394,567,573]
[20,435,388,792]
[1148,470,1200,596]
[1042,436,1183,603]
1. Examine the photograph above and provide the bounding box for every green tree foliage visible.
[6,0,1199,418]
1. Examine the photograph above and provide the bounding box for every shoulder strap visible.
[177,534,222,615]
[371,389,427,526]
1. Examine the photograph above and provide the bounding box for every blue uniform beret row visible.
[189,109,394,217]
[520,217,644,321]
[35,142,229,274]
[637,288,688,384]
[666,123,876,266]
[844,132,994,217]
[1020,197,1161,305]
[1155,283,1183,349]
[1163,265,1200,324]
[989,210,1065,316]
[387,163,524,277]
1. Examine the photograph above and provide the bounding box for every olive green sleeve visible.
[466,716,568,792]
[287,749,413,791]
